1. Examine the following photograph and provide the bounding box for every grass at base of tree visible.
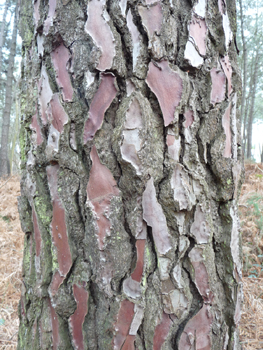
[0,166,262,349]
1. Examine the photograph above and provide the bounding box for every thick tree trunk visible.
[0,0,18,177]
[18,0,243,349]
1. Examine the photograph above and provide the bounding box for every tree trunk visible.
[0,0,18,177]
[18,0,243,349]
[0,0,10,88]
[246,48,260,160]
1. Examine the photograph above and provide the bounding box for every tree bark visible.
[0,0,18,177]
[18,0,243,349]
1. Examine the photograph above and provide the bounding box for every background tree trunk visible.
[18,0,243,349]
[0,0,18,177]
[0,0,10,89]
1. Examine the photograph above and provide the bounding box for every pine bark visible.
[0,0,18,177]
[18,0,243,349]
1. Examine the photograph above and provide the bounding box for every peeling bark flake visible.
[69,284,89,350]
[127,10,141,71]
[189,247,213,302]
[43,0,57,35]
[210,68,226,105]
[189,16,207,55]
[220,55,232,97]
[87,146,119,250]
[131,239,146,282]
[142,177,172,255]
[138,3,162,38]
[146,60,183,126]
[38,66,53,125]
[153,312,172,350]
[222,103,232,158]
[47,165,72,277]
[49,299,60,350]
[194,0,206,17]
[85,0,116,71]
[31,112,43,146]
[51,44,73,102]
[190,204,210,244]
[179,304,212,350]
[48,94,69,132]
[114,299,135,350]
[83,73,117,143]
[184,41,203,68]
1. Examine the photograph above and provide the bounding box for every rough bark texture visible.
[18,0,243,349]
[0,0,18,177]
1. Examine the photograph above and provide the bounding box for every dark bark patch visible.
[83,73,117,143]
[51,44,73,102]
[146,60,183,127]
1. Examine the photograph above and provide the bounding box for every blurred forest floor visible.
[0,164,262,349]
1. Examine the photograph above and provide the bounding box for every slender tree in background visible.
[0,0,10,89]
[18,0,243,349]
[0,0,18,177]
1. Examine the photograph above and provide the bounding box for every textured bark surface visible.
[18,0,243,349]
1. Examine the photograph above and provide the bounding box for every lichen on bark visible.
[18,0,243,349]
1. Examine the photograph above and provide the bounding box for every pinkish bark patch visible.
[69,284,89,350]
[166,134,180,162]
[38,66,53,125]
[87,146,119,250]
[114,299,135,350]
[32,208,41,257]
[51,44,73,102]
[142,177,172,255]
[189,247,213,303]
[178,304,212,350]
[31,112,43,146]
[47,165,72,277]
[190,205,210,244]
[121,335,135,350]
[85,0,115,71]
[49,270,64,297]
[83,73,117,143]
[222,103,232,158]
[153,313,173,350]
[48,94,68,132]
[221,55,232,97]
[124,98,143,129]
[127,10,141,71]
[138,3,162,38]
[210,68,226,105]
[146,60,183,126]
[49,298,60,350]
[131,239,146,282]
[184,110,194,128]
[189,16,207,55]
[43,0,57,35]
